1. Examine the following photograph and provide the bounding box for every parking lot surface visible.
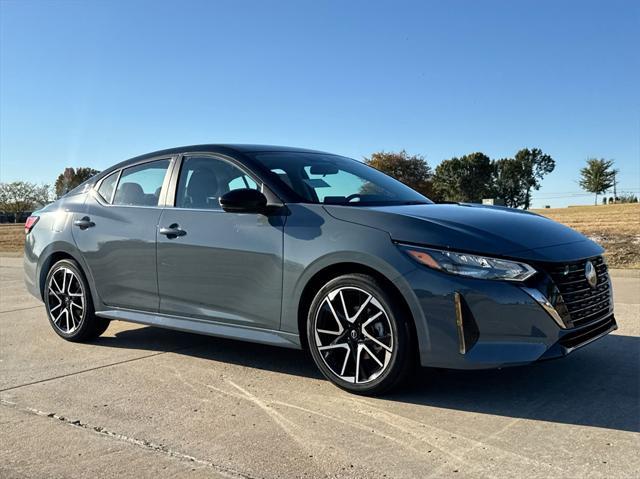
[1,255,638,478]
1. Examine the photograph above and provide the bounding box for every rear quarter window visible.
[96,171,119,203]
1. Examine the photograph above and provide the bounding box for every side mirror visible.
[219,188,268,214]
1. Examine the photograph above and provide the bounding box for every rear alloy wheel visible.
[307,274,413,395]
[45,259,109,342]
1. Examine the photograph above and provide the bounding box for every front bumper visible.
[540,313,617,359]
[401,266,616,370]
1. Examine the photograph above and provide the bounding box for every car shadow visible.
[91,325,323,379]
[91,326,639,433]
[397,334,639,433]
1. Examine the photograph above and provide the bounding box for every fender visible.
[279,204,430,357]
[288,251,431,355]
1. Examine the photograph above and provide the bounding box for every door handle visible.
[159,224,186,238]
[73,216,95,230]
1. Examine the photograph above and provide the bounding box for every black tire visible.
[44,259,110,342]
[307,273,414,395]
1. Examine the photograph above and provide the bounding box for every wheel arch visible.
[296,262,421,357]
[38,244,98,307]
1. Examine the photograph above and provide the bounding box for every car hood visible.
[324,203,603,262]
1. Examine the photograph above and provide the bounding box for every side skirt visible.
[96,309,302,349]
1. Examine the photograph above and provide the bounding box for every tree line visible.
[366,148,555,208]
[366,149,632,207]
[0,167,97,221]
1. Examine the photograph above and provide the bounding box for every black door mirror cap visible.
[219,188,268,214]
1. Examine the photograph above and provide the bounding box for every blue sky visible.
[1,0,638,207]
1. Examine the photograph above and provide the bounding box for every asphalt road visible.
[1,255,638,479]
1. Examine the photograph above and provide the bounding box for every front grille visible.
[544,256,612,327]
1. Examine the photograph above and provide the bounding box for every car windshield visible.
[251,152,432,206]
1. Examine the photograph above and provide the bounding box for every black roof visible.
[100,144,331,178]
[130,144,328,161]
[211,144,328,154]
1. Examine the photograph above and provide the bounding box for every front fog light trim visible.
[521,287,567,329]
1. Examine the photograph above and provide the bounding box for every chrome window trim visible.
[166,207,226,213]
[95,203,166,210]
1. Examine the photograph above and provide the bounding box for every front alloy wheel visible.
[308,274,413,395]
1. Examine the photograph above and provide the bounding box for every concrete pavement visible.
[1,255,638,478]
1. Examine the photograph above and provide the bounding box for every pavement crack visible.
[0,398,259,479]
[0,305,43,314]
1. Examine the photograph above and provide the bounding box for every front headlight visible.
[400,245,537,282]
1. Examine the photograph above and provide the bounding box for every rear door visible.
[74,158,174,311]
[156,154,284,330]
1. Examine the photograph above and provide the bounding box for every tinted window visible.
[251,152,431,206]
[303,165,375,203]
[176,156,261,210]
[113,160,170,206]
[271,168,294,189]
[228,174,258,190]
[97,171,119,203]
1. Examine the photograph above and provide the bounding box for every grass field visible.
[532,203,640,268]
[0,223,25,254]
[1,203,638,267]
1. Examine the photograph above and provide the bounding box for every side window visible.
[228,174,258,191]
[96,171,119,203]
[176,156,261,210]
[113,159,170,206]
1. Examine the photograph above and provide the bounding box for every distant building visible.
[482,198,505,206]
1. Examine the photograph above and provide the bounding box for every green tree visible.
[493,158,528,208]
[54,167,99,198]
[579,158,617,205]
[432,152,493,203]
[491,148,555,209]
[514,148,555,209]
[364,150,434,197]
[0,181,51,221]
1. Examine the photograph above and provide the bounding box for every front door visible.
[156,155,284,330]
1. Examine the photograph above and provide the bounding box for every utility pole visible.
[613,170,617,201]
